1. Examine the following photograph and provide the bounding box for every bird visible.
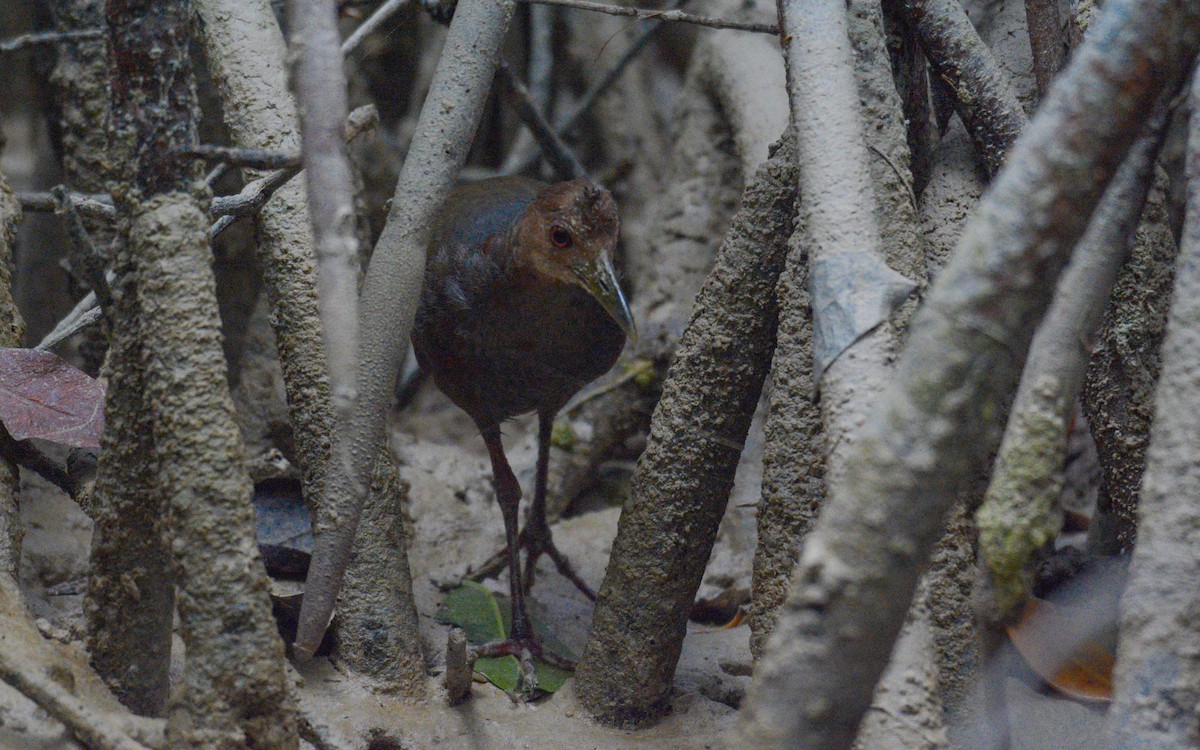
[412,176,635,688]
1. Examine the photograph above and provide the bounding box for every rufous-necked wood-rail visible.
[412,176,635,687]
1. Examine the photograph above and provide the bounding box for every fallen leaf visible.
[0,348,104,447]
[436,581,573,694]
[1007,597,1114,702]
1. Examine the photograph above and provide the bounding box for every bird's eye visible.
[550,226,573,249]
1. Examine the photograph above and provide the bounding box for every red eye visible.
[550,226,573,249]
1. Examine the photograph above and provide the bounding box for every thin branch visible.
[0,650,152,750]
[0,28,102,53]
[0,430,77,498]
[341,0,413,54]
[16,191,115,220]
[518,0,777,34]
[210,104,377,237]
[51,186,112,310]
[738,1,1200,747]
[501,11,666,174]
[37,286,107,350]
[178,144,301,170]
[497,59,586,180]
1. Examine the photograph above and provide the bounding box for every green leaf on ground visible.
[436,580,574,693]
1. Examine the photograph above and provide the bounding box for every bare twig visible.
[501,12,666,174]
[739,1,1200,747]
[293,0,519,659]
[497,59,586,180]
[519,0,776,33]
[37,286,108,350]
[445,628,473,705]
[17,190,115,219]
[51,186,113,310]
[0,652,152,750]
[209,104,377,237]
[341,0,413,54]
[900,0,1029,176]
[0,28,102,53]
[178,144,301,170]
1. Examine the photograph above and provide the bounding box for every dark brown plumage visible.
[413,176,634,687]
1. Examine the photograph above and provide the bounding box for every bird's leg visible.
[482,426,532,642]
[470,427,575,691]
[520,411,597,600]
[464,414,596,601]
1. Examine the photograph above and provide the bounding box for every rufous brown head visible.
[513,179,636,340]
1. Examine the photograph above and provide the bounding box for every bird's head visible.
[514,179,636,341]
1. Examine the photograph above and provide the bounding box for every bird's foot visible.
[521,520,596,601]
[470,636,577,693]
[466,522,597,601]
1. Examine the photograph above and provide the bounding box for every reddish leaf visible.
[0,348,105,448]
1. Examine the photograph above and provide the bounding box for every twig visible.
[0,28,103,53]
[0,430,76,498]
[341,0,413,54]
[502,12,665,174]
[445,627,473,705]
[210,104,377,238]
[0,649,151,750]
[518,0,776,34]
[36,278,109,351]
[51,186,113,310]
[497,59,586,180]
[178,144,301,170]
[16,191,115,220]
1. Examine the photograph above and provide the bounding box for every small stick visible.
[498,59,586,180]
[502,10,666,174]
[51,186,113,310]
[445,627,473,705]
[210,104,378,239]
[178,144,301,170]
[341,0,413,55]
[16,191,115,220]
[0,649,151,750]
[517,0,776,34]
[0,28,103,54]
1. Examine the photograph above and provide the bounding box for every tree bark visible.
[575,132,796,725]
[739,2,1200,747]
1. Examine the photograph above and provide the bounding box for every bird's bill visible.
[572,254,637,342]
